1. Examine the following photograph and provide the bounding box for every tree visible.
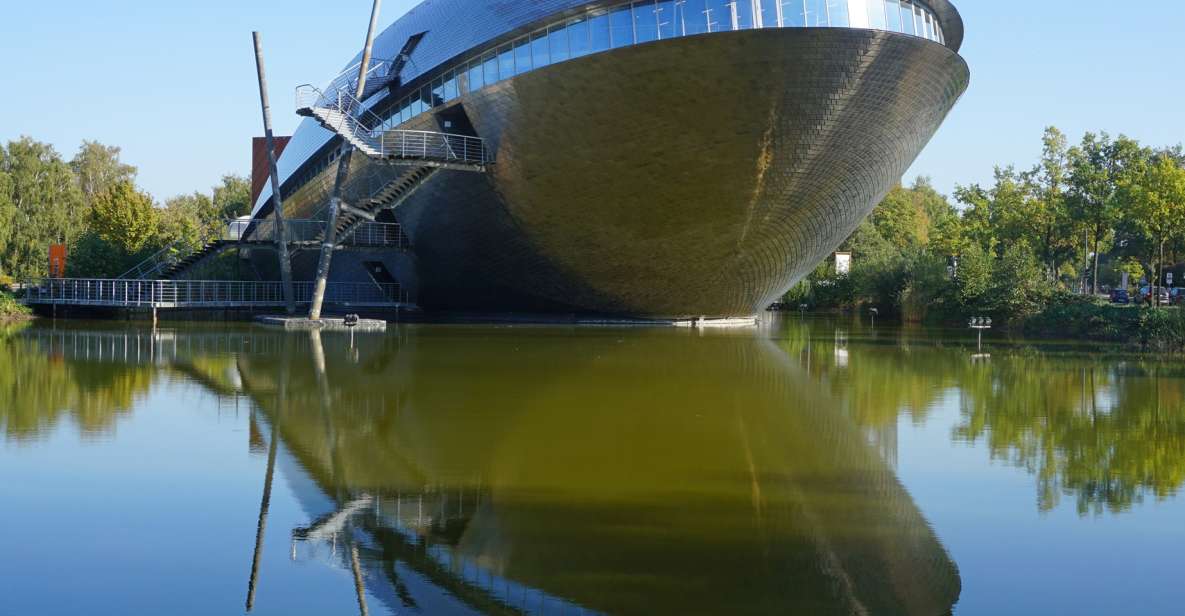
[1066,133,1147,294]
[213,174,252,219]
[0,138,86,279]
[1030,127,1078,282]
[69,141,136,207]
[88,180,158,254]
[1127,156,1185,305]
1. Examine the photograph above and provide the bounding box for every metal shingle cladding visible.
[253,0,964,214]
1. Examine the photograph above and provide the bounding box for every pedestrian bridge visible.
[22,279,407,310]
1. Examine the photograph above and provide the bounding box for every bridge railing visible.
[22,279,407,308]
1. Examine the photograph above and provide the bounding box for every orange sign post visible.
[48,244,67,279]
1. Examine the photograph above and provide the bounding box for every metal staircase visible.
[117,219,411,281]
[295,84,490,171]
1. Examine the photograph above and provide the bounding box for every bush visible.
[0,290,31,319]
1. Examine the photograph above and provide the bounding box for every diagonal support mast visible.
[253,32,296,314]
[309,0,383,320]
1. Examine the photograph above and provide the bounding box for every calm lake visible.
[1,317,1182,615]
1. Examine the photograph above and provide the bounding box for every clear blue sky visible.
[1,1,1182,203]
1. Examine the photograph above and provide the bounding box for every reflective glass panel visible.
[759,0,780,27]
[913,4,924,36]
[514,37,531,75]
[900,1,916,35]
[549,23,570,63]
[467,59,483,91]
[867,0,886,29]
[431,77,444,107]
[569,17,591,57]
[826,0,848,26]
[443,71,457,101]
[610,5,633,47]
[482,52,498,85]
[656,0,676,39]
[706,0,732,31]
[589,10,611,51]
[498,44,514,79]
[885,0,901,32]
[781,0,806,27]
[635,2,658,43]
[734,0,755,29]
[531,30,550,67]
[420,85,433,108]
[804,0,827,26]
[680,0,711,35]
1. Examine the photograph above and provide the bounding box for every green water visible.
[1,318,1182,615]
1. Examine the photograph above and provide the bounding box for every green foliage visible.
[212,174,252,219]
[0,290,30,318]
[88,180,158,254]
[0,138,87,279]
[70,140,136,207]
[992,240,1053,320]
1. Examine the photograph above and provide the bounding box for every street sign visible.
[1168,272,1174,286]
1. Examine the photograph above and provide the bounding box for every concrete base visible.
[254,316,387,332]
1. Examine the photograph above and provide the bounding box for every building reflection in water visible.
[221,324,962,616]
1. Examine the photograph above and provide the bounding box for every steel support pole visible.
[309,0,382,320]
[253,32,296,315]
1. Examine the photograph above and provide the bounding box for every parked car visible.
[1110,289,1130,305]
[1140,286,1171,305]
[1172,288,1185,306]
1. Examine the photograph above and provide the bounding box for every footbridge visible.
[22,279,408,310]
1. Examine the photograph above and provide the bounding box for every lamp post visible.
[969,316,992,351]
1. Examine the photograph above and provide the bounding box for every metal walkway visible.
[23,279,409,309]
[295,85,490,171]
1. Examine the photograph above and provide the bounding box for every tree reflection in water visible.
[7,318,1185,613]
[779,318,1185,515]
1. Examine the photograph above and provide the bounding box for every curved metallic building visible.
[255,0,969,318]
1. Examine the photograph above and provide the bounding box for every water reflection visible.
[779,321,1185,515]
[6,319,1185,613]
[234,326,961,615]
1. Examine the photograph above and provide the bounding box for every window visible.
[431,76,444,107]
[482,52,498,85]
[734,0,755,29]
[913,3,924,37]
[781,0,805,27]
[569,17,591,57]
[885,0,901,32]
[549,23,570,63]
[680,0,711,35]
[900,1,916,35]
[825,0,848,26]
[467,59,483,91]
[656,1,676,39]
[867,0,886,30]
[514,37,531,75]
[498,44,514,80]
[804,0,826,26]
[443,70,457,101]
[635,2,658,43]
[590,10,611,51]
[531,30,550,67]
[610,5,633,47]
[706,0,732,31]
[759,0,780,27]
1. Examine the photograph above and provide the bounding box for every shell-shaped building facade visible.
[253,0,969,318]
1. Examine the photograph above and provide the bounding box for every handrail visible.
[296,84,490,168]
[23,278,408,308]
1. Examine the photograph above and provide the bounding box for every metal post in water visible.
[309,0,383,320]
[252,32,296,314]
